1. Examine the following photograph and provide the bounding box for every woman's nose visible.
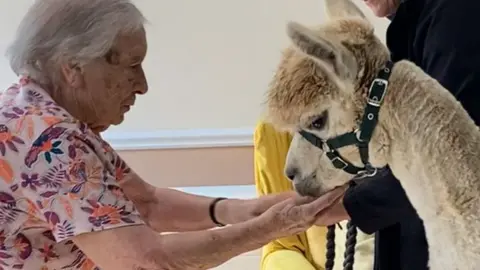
[135,67,148,94]
[135,80,148,95]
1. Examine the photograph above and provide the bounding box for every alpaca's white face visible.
[285,119,359,197]
[266,0,392,197]
[284,113,390,197]
[284,99,370,197]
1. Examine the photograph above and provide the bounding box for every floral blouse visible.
[0,77,145,269]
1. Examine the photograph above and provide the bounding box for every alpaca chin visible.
[293,180,325,198]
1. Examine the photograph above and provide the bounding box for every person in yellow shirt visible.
[254,121,375,270]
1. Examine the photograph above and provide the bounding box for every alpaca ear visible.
[286,21,357,81]
[324,0,367,19]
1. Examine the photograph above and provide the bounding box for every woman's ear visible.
[60,62,84,88]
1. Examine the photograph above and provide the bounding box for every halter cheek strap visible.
[299,60,394,178]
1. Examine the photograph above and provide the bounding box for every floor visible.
[173,185,262,269]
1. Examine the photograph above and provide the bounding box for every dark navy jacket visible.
[343,0,480,269]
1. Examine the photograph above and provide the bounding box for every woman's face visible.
[60,29,148,133]
[362,0,401,17]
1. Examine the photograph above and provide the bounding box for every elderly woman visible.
[0,0,346,269]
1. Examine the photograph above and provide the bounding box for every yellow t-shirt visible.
[253,121,375,270]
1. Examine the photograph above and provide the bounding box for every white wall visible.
[0,1,35,89]
[0,1,390,149]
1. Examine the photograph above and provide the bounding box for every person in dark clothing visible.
[317,0,480,269]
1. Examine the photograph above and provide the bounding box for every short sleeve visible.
[21,124,145,243]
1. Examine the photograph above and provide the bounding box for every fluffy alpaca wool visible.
[264,0,480,269]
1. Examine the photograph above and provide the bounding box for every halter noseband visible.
[299,60,394,179]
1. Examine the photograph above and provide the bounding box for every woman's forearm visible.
[150,188,218,231]
[160,217,275,269]
[119,173,298,232]
[144,187,297,232]
[76,217,281,270]
[119,175,220,232]
[76,187,341,270]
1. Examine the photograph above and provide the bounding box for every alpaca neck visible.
[378,60,480,267]
[381,60,480,215]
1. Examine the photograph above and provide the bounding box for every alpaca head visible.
[265,0,392,197]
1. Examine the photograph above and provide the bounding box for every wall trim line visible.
[101,128,255,150]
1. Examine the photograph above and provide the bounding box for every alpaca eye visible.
[309,112,328,130]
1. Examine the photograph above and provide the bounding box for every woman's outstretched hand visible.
[313,193,350,226]
[256,187,347,238]
[215,187,348,231]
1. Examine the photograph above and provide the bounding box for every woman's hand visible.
[313,194,350,226]
[256,187,346,238]
[215,188,348,229]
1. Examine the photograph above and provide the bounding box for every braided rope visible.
[325,182,359,270]
[343,221,358,270]
[325,222,358,270]
[325,224,336,270]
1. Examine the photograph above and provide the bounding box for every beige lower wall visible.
[117,146,255,188]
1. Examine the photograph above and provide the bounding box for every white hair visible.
[6,0,147,84]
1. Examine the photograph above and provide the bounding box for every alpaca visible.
[263,0,480,269]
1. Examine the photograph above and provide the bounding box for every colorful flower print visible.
[0,125,25,156]
[0,77,144,269]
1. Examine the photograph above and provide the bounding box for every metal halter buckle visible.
[322,140,332,153]
[362,166,378,178]
[354,129,366,143]
[367,78,388,107]
[331,156,348,170]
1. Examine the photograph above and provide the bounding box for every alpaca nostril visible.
[285,167,298,181]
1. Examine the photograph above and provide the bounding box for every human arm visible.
[27,124,344,269]
[253,121,320,269]
[119,172,298,232]
[73,188,344,270]
[72,215,292,270]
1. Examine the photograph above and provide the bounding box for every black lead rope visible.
[325,224,336,270]
[298,61,394,270]
[343,220,358,270]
